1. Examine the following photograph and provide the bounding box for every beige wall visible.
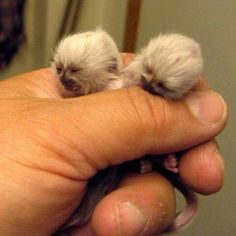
[0,0,126,80]
[0,1,235,235]
[74,0,127,49]
[137,1,236,235]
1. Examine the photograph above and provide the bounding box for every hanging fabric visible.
[0,0,25,69]
[58,0,81,39]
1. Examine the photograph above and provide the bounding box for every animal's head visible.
[140,34,203,99]
[51,29,121,96]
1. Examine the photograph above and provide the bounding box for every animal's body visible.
[51,28,203,234]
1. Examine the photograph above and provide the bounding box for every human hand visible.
[0,54,227,236]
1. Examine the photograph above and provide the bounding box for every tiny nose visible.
[60,76,68,84]
[60,76,76,86]
[59,76,77,92]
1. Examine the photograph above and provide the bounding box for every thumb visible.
[36,87,227,178]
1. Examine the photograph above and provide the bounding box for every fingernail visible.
[185,91,226,124]
[116,202,148,236]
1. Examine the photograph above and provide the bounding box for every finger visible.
[178,140,224,195]
[121,53,135,66]
[68,223,97,236]
[89,172,175,236]
[0,68,59,98]
[59,173,170,236]
[20,86,227,182]
[192,78,209,91]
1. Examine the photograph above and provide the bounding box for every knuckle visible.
[144,93,172,136]
[125,87,173,140]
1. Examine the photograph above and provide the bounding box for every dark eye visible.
[71,67,81,73]
[56,66,62,74]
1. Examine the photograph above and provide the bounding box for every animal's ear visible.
[107,57,118,73]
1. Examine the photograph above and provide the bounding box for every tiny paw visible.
[163,154,179,173]
[140,159,153,174]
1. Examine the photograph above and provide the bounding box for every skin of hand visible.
[0,54,227,236]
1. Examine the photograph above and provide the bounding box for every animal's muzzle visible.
[60,77,78,91]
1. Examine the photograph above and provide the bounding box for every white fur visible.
[53,28,121,70]
[107,77,123,90]
[51,28,122,95]
[123,33,203,99]
[52,30,203,99]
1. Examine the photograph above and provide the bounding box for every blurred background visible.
[0,0,235,235]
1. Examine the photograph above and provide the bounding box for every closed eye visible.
[71,67,81,73]
[56,66,62,74]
